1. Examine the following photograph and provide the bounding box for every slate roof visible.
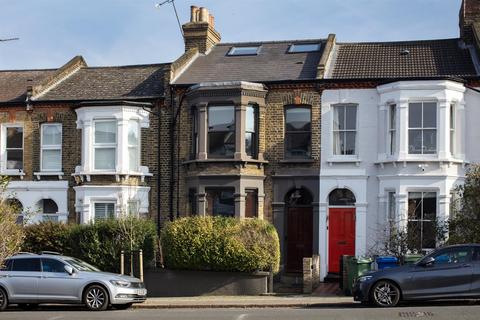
[330,38,478,79]
[0,69,55,103]
[37,64,167,101]
[173,40,325,85]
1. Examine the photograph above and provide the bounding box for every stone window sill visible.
[34,172,64,180]
[326,157,362,166]
[72,171,153,183]
[1,170,26,179]
[183,158,269,165]
[280,159,315,164]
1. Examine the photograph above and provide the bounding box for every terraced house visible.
[3,0,480,279]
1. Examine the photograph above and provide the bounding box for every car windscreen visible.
[64,257,101,272]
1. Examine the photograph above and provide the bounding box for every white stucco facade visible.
[319,80,479,281]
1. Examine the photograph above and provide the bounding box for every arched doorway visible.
[6,198,24,224]
[328,188,356,273]
[285,187,313,273]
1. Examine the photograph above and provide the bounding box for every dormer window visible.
[288,43,320,53]
[227,46,260,56]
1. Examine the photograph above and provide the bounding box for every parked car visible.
[353,244,480,307]
[0,252,146,311]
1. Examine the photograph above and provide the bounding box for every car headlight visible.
[357,275,373,282]
[110,280,131,287]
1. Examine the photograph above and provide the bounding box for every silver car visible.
[0,252,146,311]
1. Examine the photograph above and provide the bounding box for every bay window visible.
[408,102,436,154]
[333,104,357,155]
[389,105,396,155]
[41,124,62,171]
[285,106,311,158]
[208,106,235,158]
[94,120,116,170]
[128,120,140,171]
[245,105,258,158]
[407,192,437,250]
[5,126,23,170]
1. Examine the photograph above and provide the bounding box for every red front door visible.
[286,207,313,273]
[328,208,355,273]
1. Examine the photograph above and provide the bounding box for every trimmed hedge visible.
[161,216,280,273]
[22,218,157,273]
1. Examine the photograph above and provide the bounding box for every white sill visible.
[34,172,64,180]
[1,171,26,179]
[326,157,362,166]
[72,171,153,183]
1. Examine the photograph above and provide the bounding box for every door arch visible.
[328,188,356,274]
[285,187,313,273]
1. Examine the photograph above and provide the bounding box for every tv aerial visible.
[155,0,184,37]
[0,37,19,42]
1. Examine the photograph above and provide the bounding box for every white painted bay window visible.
[408,102,437,154]
[94,120,117,171]
[128,120,140,171]
[41,124,62,171]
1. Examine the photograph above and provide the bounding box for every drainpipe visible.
[157,101,162,234]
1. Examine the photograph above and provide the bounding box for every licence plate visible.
[136,289,147,296]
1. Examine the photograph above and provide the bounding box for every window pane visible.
[333,106,342,131]
[245,132,254,157]
[245,190,258,218]
[94,148,115,170]
[42,149,61,170]
[42,125,61,145]
[206,189,235,217]
[208,106,235,131]
[42,199,58,214]
[423,103,437,127]
[6,127,23,148]
[423,130,437,154]
[286,107,311,131]
[128,121,139,146]
[345,106,357,130]
[246,106,256,132]
[41,259,65,273]
[289,43,320,53]
[408,192,422,220]
[285,132,311,158]
[94,121,116,143]
[409,103,422,128]
[423,192,437,220]
[95,203,114,220]
[422,220,436,248]
[7,150,23,170]
[129,146,139,171]
[388,192,396,221]
[408,129,422,154]
[128,201,139,216]
[228,46,259,55]
[344,132,356,155]
[208,132,235,157]
[407,220,422,251]
[389,105,396,129]
[333,131,342,155]
[12,258,41,272]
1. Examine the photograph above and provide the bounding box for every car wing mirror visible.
[64,265,75,275]
[419,256,435,267]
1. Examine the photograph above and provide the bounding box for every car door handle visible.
[463,264,472,268]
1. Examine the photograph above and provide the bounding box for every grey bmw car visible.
[0,252,146,311]
[353,244,480,307]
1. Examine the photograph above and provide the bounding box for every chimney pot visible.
[190,6,198,22]
[199,7,209,22]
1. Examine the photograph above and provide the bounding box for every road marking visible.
[236,313,249,320]
[399,311,434,317]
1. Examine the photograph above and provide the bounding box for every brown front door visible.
[286,206,313,273]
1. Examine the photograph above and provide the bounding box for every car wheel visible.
[84,285,109,311]
[0,288,8,311]
[18,303,39,310]
[112,303,133,310]
[371,280,401,307]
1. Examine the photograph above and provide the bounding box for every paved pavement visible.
[2,302,480,320]
[134,295,353,309]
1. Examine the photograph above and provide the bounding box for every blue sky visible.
[0,0,463,70]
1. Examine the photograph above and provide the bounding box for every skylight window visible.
[288,43,320,53]
[227,46,260,56]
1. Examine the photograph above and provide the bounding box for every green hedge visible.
[22,218,157,273]
[161,216,280,273]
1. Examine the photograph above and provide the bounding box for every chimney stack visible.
[182,5,221,54]
[460,0,480,44]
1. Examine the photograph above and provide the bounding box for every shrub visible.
[21,217,157,273]
[161,216,280,273]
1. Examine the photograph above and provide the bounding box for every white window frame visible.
[127,200,140,216]
[1,123,24,173]
[407,191,438,250]
[128,120,140,172]
[388,104,396,156]
[387,191,396,222]
[93,201,116,221]
[408,101,437,155]
[93,119,117,171]
[450,103,456,156]
[40,123,62,172]
[332,104,358,156]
